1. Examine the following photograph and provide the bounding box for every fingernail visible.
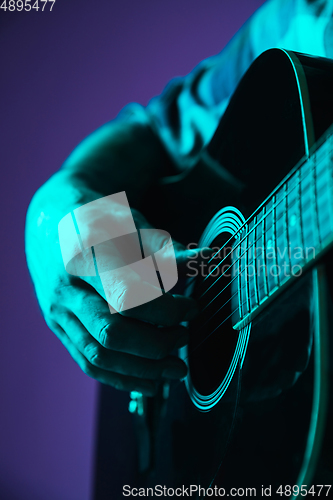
[184,307,199,322]
[162,363,187,380]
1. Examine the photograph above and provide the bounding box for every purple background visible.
[0,1,264,498]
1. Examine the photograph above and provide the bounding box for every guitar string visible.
[181,211,306,363]
[192,289,238,335]
[174,135,333,399]
[190,192,300,311]
[181,228,286,363]
[182,189,317,357]
[179,160,314,298]
[199,172,308,294]
[182,203,325,364]
[181,155,333,362]
[187,200,317,358]
[182,303,237,364]
[195,169,306,290]
[200,135,332,289]
[194,153,329,301]
[198,198,302,314]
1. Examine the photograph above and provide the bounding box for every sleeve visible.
[120,0,333,172]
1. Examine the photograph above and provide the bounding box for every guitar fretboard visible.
[233,129,333,329]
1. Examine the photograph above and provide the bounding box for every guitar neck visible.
[233,126,333,330]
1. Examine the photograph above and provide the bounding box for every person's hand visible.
[26,173,209,396]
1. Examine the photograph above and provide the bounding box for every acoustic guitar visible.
[131,48,333,499]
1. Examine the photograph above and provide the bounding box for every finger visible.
[77,260,199,326]
[74,227,211,325]
[60,313,187,380]
[47,318,158,395]
[120,290,198,325]
[79,232,212,301]
[70,288,190,358]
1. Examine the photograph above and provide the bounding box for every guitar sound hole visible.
[188,236,239,396]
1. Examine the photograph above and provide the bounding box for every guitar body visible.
[137,49,333,496]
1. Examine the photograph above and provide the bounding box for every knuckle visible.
[44,297,61,318]
[78,289,93,306]
[86,345,103,367]
[99,323,113,348]
[81,359,95,378]
[112,377,125,391]
[148,228,169,252]
[103,321,124,351]
[46,302,58,317]
[43,281,72,318]
[158,235,170,251]
[113,285,129,313]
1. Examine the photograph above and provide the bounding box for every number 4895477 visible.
[1,0,56,11]
[276,485,332,496]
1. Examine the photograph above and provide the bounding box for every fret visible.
[244,225,251,315]
[287,170,304,270]
[233,131,333,331]
[314,135,331,166]
[234,234,243,320]
[247,217,258,311]
[239,226,249,316]
[311,154,321,249]
[262,206,269,298]
[300,159,316,255]
[315,144,333,244]
[256,207,267,303]
[275,184,290,284]
[244,225,250,314]
[328,136,333,231]
[265,196,279,293]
